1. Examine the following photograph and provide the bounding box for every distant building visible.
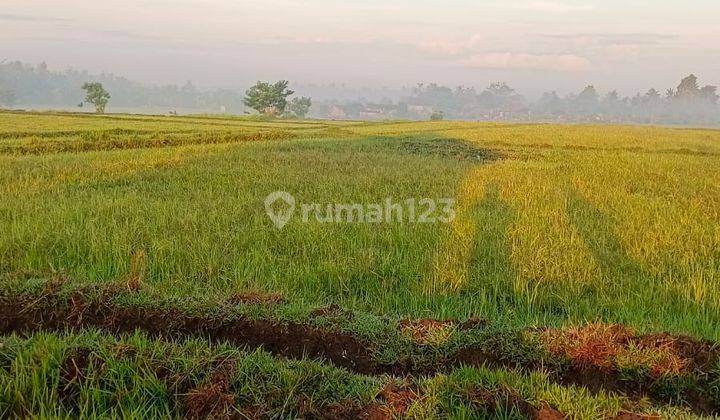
[358,108,387,120]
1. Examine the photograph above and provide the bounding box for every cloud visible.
[416,35,486,55]
[263,36,336,45]
[538,33,676,46]
[507,1,594,13]
[0,13,70,22]
[463,52,591,71]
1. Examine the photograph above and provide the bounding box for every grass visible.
[0,330,694,418]
[1,110,719,417]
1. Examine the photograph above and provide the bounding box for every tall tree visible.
[81,82,110,113]
[643,88,663,123]
[243,80,294,115]
[535,91,565,117]
[700,85,719,104]
[602,90,622,119]
[479,82,525,111]
[675,74,700,99]
[286,96,312,118]
[575,85,600,115]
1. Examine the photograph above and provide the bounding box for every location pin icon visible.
[264,191,296,229]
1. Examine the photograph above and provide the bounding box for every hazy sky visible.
[2,0,719,96]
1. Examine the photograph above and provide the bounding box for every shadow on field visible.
[464,186,575,318]
[566,188,658,314]
[389,136,500,162]
[465,185,520,304]
[567,189,650,283]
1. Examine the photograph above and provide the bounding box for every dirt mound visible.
[377,382,420,416]
[1,291,717,416]
[543,323,719,378]
[0,293,377,375]
[312,400,388,420]
[543,323,634,370]
[611,413,660,420]
[184,359,238,419]
[639,332,719,372]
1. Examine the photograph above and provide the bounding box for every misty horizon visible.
[2,59,718,127]
[1,59,718,103]
[2,1,719,99]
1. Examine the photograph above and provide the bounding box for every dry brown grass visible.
[126,250,146,292]
[542,323,688,376]
[543,323,634,370]
[399,319,455,346]
[184,359,238,419]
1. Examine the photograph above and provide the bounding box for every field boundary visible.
[1,286,717,415]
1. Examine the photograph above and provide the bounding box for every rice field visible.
[1,110,719,418]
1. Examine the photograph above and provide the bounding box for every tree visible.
[480,82,521,108]
[700,85,719,105]
[286,96,312,118]
[535,91,564,117]
[645,88,661,101]
[410,83,457,114]
[575,85,600,116]
[675,74,700,99]
[601,90,622,119]
[243,80,294,115]
[670,75,719,124]
[429,110,444,121]
[643,88,664,123]
[82,82,110,113]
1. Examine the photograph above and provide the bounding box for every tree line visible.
[71,79,313,118]
[0,61,312,118]
[311,75,719,125]
[532,75,719,125]
[1,60,718,125]
[0,61,246,113]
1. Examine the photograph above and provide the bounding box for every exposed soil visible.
[457,316,488,331]
[543,323,634,370]
[377,382,420,416]
[308,399,388,420]
[611,413,661,420]
[1,293,378,375]
[46,340,661,420]
[184,359,238,419]
[542,323,720,414]
[639,332,719,372]
[541,323,713,377]
[1,292,718,416]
